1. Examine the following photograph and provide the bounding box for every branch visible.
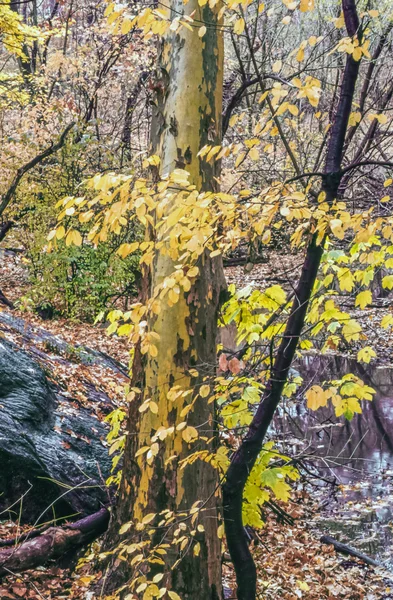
[239,6,301,176]
[0,122,75,218]
[222,77,258,135]
[0,508,109,577]
[284,171,324,185]
[340,159,393,176]
[222,73,294,136]
[345,23,393,148]
[223,3,362,599]
[320,535,380,567]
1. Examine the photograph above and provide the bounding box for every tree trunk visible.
[103,1,226,598]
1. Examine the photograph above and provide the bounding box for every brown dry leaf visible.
[219,353,228,372]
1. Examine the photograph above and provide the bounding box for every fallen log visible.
[0,508,109,577]
[0,523,52,548]
[320,534,381,567]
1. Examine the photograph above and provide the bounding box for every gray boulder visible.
[0,338,114,522]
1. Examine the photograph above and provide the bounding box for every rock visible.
[0,311,128,377]
[0,338,114,522]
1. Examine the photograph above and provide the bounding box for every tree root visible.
[0,508,109,577]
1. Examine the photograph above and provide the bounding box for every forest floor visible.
[0,250,393,599]
[0,492,391,599]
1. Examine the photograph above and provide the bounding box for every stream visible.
[274,353,393,569]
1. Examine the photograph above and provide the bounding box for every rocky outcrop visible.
[0,321,126,522]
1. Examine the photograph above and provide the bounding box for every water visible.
[274,354,393,568]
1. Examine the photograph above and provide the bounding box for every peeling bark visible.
[104,1,226,598]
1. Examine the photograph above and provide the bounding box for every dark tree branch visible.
[284,171,324,184]
[223,77,258,136]
[0,122,75,219]
[340,159,393,176]
[0,289,14,310]
[222,2,362,599]
[222,73,294,136]
[320,535,380,567]
[121,70,150,163]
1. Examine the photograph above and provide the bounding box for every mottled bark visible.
[104,1,226,598]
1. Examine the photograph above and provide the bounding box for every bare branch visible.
[0,122,75,218]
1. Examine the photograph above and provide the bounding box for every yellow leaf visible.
[142,512,156,525]
[352,46,362,61]
[300,0,314,11]
[72,230,82,246]
[272,60,282,73]
[135,446,150,457]
[288,104,299,116]
[355,290,372,310]
[333,396,362,420]
[342,319,361,342]
[296,47,305,62]
[56,226,65,240]
[348,111,361,126]
[182,426,199,443]
[199,384,210,398]
[357,346,376,364]
[118,242,139,258]
[187,266,199,278]
[334,13,345,28]
[168,593,182,600]
[306,385,329,411]
[121,19,133,34]
[149,401,159,414]
[233,18,245,35]
[198,26,206,37]
[384,178,392,188]
[337,267,354,292]
[104,2,115,17]
[119,522,132,534]
[65,231,73,246]
[381,314,393,328]
[249,147,259,161]
[382,275,393,290]
[143,584,160,599]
